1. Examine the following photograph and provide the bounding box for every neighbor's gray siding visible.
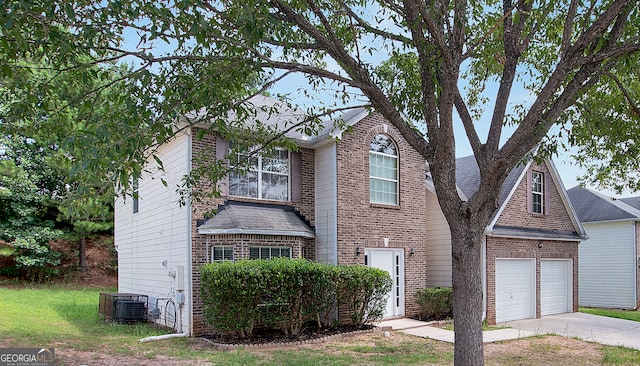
[579,221,637,309]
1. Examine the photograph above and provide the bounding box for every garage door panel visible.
[541,260,571,316]
[496,259,535,323]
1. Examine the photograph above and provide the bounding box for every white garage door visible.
[541,259,571,316]
[495,259,536,323]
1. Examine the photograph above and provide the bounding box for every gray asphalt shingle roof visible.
[197,201,315,238]
[455,155,527,204]
[620,196,640,211]
[567,186,640,223]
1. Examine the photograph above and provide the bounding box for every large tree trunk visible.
[450,216,487,365]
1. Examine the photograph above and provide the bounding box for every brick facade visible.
[189,128,317,335]
[485,237,579,324]
[495,162,575,232]
[334,113,428,318]
[486,161,580,324]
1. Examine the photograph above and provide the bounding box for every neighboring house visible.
[567,187,640,310]
[114,95,585,335]
[425,156,586,324]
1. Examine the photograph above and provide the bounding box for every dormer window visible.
[229,148,290,201]
[369,134,398,205]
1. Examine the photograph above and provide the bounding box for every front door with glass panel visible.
[365,248,405,318]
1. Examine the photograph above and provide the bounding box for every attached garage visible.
[541,259,572,316]
[495,259,536,323]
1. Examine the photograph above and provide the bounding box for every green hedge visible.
[416,287,453,319]
[200,258,391,337]
[335,264,392,326]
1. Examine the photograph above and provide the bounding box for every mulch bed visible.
[202,324,377,350]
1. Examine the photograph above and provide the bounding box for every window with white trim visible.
[249,246,291,260]
[531,171,544,214]
[369,134,398,205]
[211,246,234,262]
[229,148,289,201]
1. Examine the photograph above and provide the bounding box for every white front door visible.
[365,248,404,318]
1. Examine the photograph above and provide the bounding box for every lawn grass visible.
[0,286,169,351]
[1,286,640,365]
[580,307,640,322]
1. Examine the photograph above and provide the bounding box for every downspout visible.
[139,333,189,342]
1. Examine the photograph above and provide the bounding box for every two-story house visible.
[114,95,585,335]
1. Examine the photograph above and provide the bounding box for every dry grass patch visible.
[485,336,611,366]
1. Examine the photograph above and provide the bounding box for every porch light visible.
[355,246,363,255]
[409,248,416,256]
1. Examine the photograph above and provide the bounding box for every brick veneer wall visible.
[334,113,428,318]
[485,237,579,324]
[189,128,317,335]
[191,234,315,335]
[486,162,580,324]
[495,162,575,232]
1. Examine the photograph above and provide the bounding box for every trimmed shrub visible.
[335,265,393,326]
[255,258,333,335]
[200,260,264,337]
[199,259,392,337]
[416,287,453,319]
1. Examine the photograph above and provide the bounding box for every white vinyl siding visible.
[114,130,191,334]
[579,221,637,309]
[314,143,338,265]
[425,189,453,287]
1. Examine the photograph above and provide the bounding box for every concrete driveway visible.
[505,312,640,350]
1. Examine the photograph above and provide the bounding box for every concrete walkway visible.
[378,313,640,350]
[505,312,640,350]
[376,318,537,344]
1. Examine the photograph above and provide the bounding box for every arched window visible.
[369,134,398,205]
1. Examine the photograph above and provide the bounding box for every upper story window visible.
[369,134,398,205]
[531,171,544,214]
[229,148,289,201]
